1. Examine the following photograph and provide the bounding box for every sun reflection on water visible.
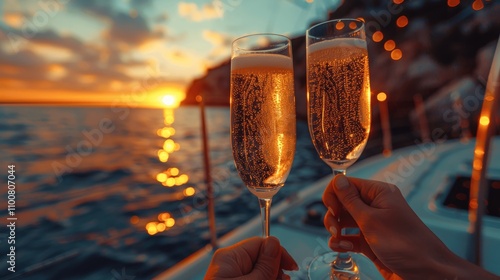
[140,103,197,235]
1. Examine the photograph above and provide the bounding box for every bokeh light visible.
[472,0,484,10]
[391,49,403,60]
[335,21,345,30]
[448,0,460,7]
[479,116,490,126]
[384,40,396,51]
[183,187,195,196]
[372,31,383,42]
[377,92,387,102]
[396,16,408,28]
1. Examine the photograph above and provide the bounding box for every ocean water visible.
[0,106,331,280]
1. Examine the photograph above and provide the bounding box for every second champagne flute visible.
[306,19,378,279]
[230,34,296,237]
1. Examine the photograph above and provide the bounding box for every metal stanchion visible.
[199,93,218,250]
[468,37,500,265]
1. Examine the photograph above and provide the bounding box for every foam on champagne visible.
[308,38,367,54]
[231,53,293,70]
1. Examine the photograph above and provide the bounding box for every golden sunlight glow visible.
[156,173,167,182]
[178,174,189,184]
[48,64,67,79]
[162,95,177,107]
[479,116,490,126]
[166,178,176,187]
[157,127,176,138]
[377,92,387,102]
[164,110,175,125]
[163,139,177,152]
[448,0,460,7]
[184,187,195,196]
[147,86,186,108]
[169,167,180,176]
[384,40,396,51]
[157,150,169,162]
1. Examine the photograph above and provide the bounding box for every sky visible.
[0,0,336,106]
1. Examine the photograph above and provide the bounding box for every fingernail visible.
[328,226,337,238]
[327,207,335,216]
[339,240,353,250]
[335,175,349,190]
[263,237,280,257]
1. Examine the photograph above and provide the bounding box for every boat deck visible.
[156,138,500,279]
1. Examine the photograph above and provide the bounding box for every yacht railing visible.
[199,93,218,249]
[468,37,500,266]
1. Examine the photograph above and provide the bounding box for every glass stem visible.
[332,169,346,176]
[258,198,272,237]
[331,169,357,275]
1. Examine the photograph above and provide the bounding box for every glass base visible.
[308,252,383,280]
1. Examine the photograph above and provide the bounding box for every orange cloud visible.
[203,30,232,47]
[178,2,222,21]
[202,30,232,59]
[3,12,24,28]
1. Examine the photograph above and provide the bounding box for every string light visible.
[384,40,396,51]
[396,16,408,28]
[391,49,403,60]
[372,31,383,42]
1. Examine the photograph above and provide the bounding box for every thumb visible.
[332,174,371,221]
[245,236,281,280]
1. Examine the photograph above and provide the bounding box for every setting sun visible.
[151,86,186,108]
[162,95,177,107]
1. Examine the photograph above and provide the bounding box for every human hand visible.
[323,174,498,280]
[205,236,298,280]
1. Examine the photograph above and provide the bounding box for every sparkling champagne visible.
[231,54,296,198]
[307,38,371,169]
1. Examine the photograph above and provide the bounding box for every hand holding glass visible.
[306,19,375,279]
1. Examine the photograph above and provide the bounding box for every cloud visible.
[105,12,164,47]
[178,1,222,22]
[202,30,232,47]
[0,27,155,95]
[0,0,180,100]
[3,12,25,28]
[202,30,232,59]
[70,0,165,47]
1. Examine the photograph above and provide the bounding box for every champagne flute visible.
[306,19,376,279]
[230,34,296,237]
